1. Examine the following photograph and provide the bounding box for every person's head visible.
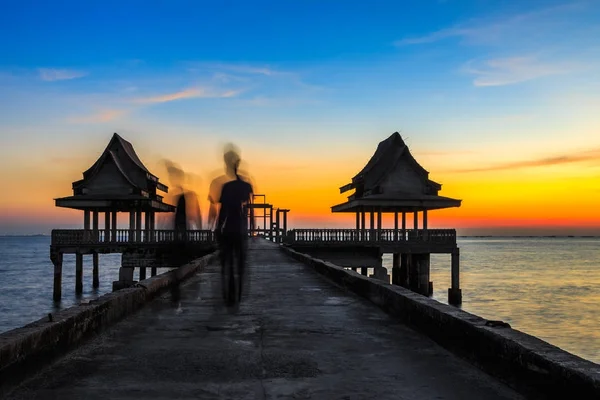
[164,159,185,192]
[223,143,241,175]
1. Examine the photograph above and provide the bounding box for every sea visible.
[0,236,598,364]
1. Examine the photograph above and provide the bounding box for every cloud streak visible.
[133,87,241,104]
[464,56,581,87]
[452,148,600,173]
[395,2,588,47]
[39,68,87,81]
[67,109,128,124]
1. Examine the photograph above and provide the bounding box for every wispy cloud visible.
[38,68,87,81]
[451,148,600,173]
[133,87,241,104]
[464,56,581,87]
[67,109,128,124]
[395,2,588,47]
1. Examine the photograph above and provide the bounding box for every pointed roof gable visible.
[332,131,461,213]
[55,133,174,212]
[83,133,153,181]
[341,132,429,195]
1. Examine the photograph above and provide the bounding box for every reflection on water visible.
[383,237,600,364]
[1,236,598,364]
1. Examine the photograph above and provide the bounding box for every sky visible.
[0,0,599,235]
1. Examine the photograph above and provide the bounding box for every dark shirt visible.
[174,194,187,231]
[217,178,253,234]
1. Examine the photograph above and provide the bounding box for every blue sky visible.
[1,0,600,234]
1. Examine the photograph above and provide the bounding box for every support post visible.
[52,252,63,301]
[394,212,398,241]
[93,252,99,288]
[283,211,288,235]
[377,208,382,242]
[423,209,428,240]
[269,206,273,241]
[75,252,83,295]
[139,266,146,281]
[449,248,462,305]
[276,210,281,243]
[360,210,366,241]
[136,209,142,242]
[400,254,409,287]
[402,212,406,240]
[369,211,374,241]
[150,212,156,242]
[129,211,135,242]
[392,253,400,285]
[84,210,90,230]
[104,212,110,242]
[93,211,99,241]
[355,212,360,241]
[151,267,157,277]
[111,211,117,243]
[145,211,151,243]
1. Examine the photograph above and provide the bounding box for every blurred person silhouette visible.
[208,144,253,308]
[164,160,203,305]
[165,160,203,241]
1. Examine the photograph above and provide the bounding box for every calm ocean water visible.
[0,236,598,364]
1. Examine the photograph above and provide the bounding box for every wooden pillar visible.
[104,212,110,242]
[139,266,147,280]
[449,248,462,305]
[93,252,99,288]
[361,267,368,276]
[355,211,360,241]
[276,210,281,243]
[84,210,90,230]
[394,212,398,241]
[75,252,83,295]
[369,211,374,242]
[52,252,63,301]
[129,211,135,242]
[151,267,157,277]
[283,211,288,234]
[377,208,382,242]
[93,211,99,241]
[391,253,400,285]
[413,210,418,230]
[400,254,409,287]
[136,210,142,242]
[150,212,156,242]
[423,209,428,240]
[402,212,406,240]
[269,206,273,241]
[145,211,151,243]
[111,211,117,243]
[360,210,366,241]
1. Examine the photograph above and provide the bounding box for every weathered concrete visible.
[3,239,522,399]
[0,252,216,394]
[281,246,600,400]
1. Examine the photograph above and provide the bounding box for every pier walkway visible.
[5,240,522,400]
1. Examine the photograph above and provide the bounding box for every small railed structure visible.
[283,132,463,304]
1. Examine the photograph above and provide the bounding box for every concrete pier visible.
[4,240,522,399]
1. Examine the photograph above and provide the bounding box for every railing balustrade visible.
[285,228,456,245]
[51,229,217,246]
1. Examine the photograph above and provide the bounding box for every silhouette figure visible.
[208,144,253,308]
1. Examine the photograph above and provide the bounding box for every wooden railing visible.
[284,229,456,245]
[51,229,217,246]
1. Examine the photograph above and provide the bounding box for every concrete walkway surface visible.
[4,239,524,400]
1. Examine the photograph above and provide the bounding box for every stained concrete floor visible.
[5,240,524,400]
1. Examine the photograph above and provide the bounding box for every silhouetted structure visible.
[285,132,463,304]
[50,133,215,300]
